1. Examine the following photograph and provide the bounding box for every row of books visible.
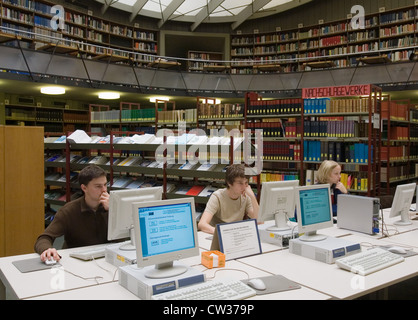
[304,141,372,164]
[157,109,197,124]
[305,169,370,191]
[388,126,409,140]
[197,103,244,119]
[247,99,302,115]
[304,98,372,114]
[120,108,156,122]
[381,101,410,120]
[380,166,411,183]
[249,172,299,184]
[246,121,284,137]
[303,119,369,138]
[381,146,409,161]
[262,142,301,161]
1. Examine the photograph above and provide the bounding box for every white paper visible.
[217,219,262,261]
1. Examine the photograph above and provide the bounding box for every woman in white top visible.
[198,164,259,234]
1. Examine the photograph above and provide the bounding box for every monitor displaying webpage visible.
[138,202,196,257]
[299,187,331,226]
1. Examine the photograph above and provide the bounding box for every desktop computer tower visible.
[337,194,380,235]
[258,222,299,247]
[119,264,205,300]
[289,237,361,264]
[105,243,137,267]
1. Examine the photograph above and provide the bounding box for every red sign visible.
[302,85,371,99]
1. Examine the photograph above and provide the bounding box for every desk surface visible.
[2,213,418,300]
[0,244,118,300]
[238,233,418,300]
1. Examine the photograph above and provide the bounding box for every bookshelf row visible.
[230,4,418,74]
[35,87,417,200]
[0,0,158,63]
[4,103,89,133]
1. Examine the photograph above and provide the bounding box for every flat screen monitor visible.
[295,184,333,242]
[258,180,299,231]
[132,197,199,279]
[389,182,416,226]
[108,187,163,250]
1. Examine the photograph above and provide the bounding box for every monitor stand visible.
[119,227,136,251]
[145,261,188,279]
[298,231,327,242]
[394,210,412,226]
[266,211,290,232]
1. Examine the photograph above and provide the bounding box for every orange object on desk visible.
[201,250,225,269]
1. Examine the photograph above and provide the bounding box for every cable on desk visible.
[204,268,251,281]
[91,256,119,281]
[64,269,104,284]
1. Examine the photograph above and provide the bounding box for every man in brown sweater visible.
[35,165,110,262]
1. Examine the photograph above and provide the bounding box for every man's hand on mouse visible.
[41,248,61,262]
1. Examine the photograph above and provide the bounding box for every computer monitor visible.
[295,184,334,242]
[258,180,299,231]
[132,197,199,279]
[108,187,163,251]
[389,182,416,226]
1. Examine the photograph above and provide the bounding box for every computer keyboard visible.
[335,247,405,276]
[69,245,107,261]
[151,279,257,300]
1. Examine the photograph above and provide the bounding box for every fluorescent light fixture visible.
[150,96,170,103]
[200,98,221,104]
[40,86,65,95]
[98,92,120,99]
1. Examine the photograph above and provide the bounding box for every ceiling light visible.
[40,86,65,95]
[98,92,120,99]
[150,97,170,103]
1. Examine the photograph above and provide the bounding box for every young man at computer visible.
[317,160,348,216]
[198,164,259,234]
[34,164,110,262]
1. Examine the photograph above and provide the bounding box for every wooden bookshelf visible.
[187,51,224,72]
[1,126,44,256]
[0,0,158,64]
[230,4,418,74]
[3,103,89,133]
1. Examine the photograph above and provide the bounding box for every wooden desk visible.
[202,65,231,72]
[253,64,283,72]
[357,55,392,65]
[37,43,79,54]
[148,60,181,69]
[92,53,131,63]
[0,33,21,44]
[304,60,335,69]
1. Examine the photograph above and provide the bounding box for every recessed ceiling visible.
[96,0,312,30]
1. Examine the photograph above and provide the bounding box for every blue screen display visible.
[138,202,195,257]
[299,187,332,226]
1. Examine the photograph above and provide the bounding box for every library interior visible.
[1,0,418,302]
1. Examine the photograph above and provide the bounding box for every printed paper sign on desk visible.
[216,219,262,261]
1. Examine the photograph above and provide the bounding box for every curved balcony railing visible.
[0,26,417,96]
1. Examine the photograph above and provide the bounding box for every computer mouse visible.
[247,278,266,291]
[45,258,57,265]
[387,246,407,255]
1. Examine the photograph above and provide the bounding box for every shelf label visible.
[302,85,371,99]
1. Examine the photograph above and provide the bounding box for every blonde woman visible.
[317,160,348,216]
